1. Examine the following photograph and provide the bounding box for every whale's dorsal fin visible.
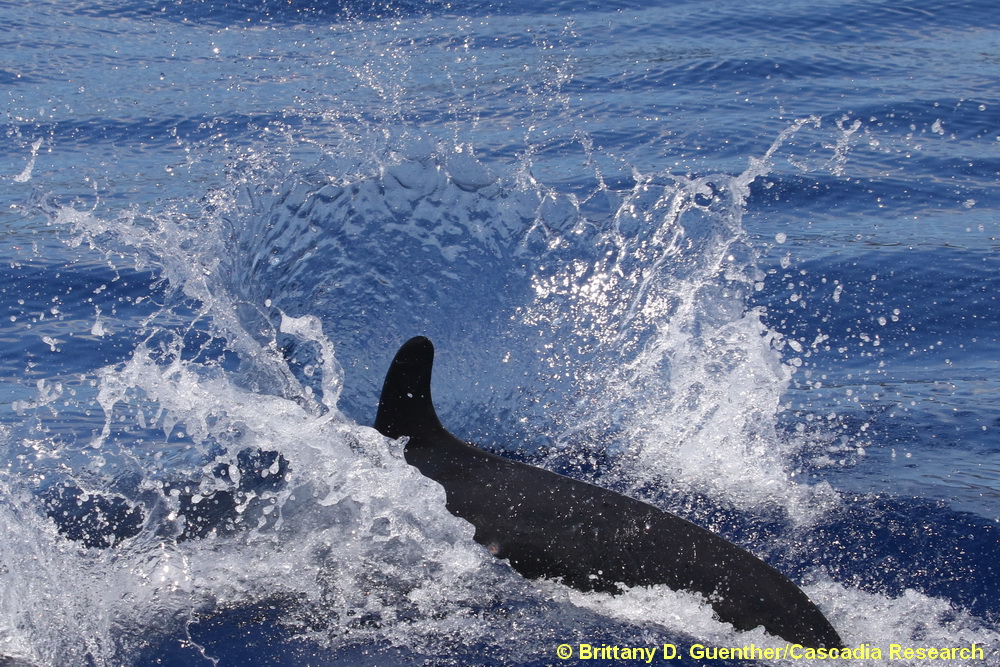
[373,336,446,443]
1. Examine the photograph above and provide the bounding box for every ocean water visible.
[2,0,998,664]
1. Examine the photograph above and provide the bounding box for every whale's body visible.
[374,336,842,649]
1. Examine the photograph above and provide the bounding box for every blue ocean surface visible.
[2,0,998,664]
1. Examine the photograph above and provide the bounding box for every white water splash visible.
[12,138,42,183]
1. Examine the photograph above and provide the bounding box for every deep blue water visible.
[2,0,999,665]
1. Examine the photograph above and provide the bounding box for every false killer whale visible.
[374,336,843,649]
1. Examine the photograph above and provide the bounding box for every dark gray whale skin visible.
[373,336,843,649]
